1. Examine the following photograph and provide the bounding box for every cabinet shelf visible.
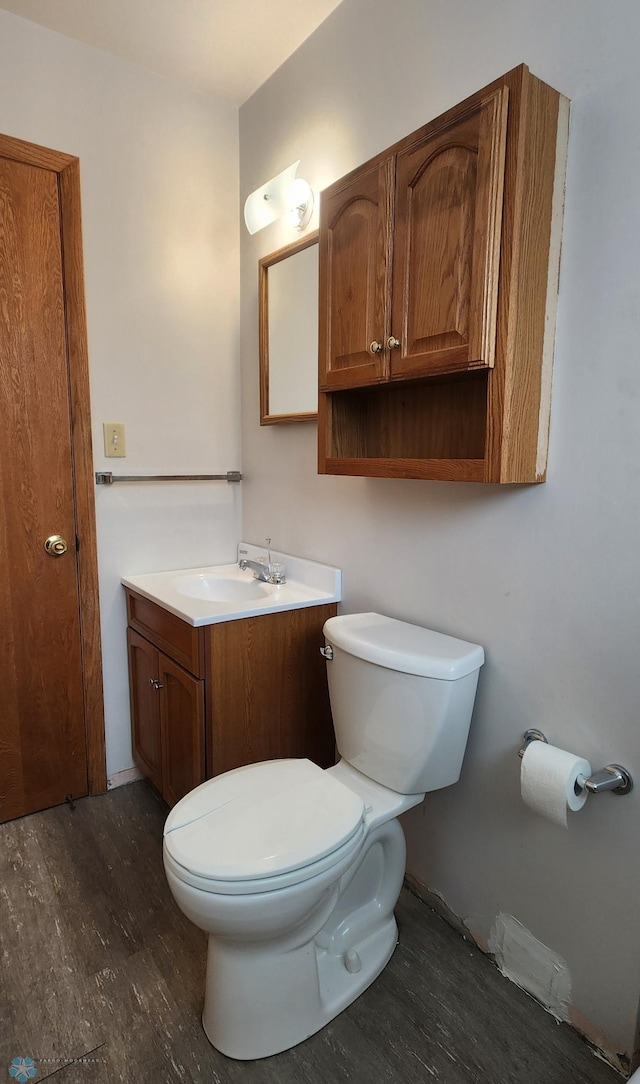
[321,456,485,483]
[324,372,487,470]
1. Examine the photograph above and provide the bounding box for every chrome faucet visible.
[238,538,286,585]
[239,557,272,582]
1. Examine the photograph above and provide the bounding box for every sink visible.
[122,544,341,627]
[175,573,270,602]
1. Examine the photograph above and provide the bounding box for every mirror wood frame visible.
[259,230,319,425]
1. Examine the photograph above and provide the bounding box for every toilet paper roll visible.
[521,741,591,828]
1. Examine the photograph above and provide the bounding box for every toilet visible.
[163,612,484,1060]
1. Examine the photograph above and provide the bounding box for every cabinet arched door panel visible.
[319,159,394,390]
[391,87,509,380]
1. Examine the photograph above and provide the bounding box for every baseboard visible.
[107,766,144,790]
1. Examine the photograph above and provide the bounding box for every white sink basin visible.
[175,572,270,602]
[122,544,341,627]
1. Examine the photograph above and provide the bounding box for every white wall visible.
[0,9,242,777]
[240,0,640,1065]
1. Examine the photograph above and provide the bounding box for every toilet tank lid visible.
[323,613,484,680]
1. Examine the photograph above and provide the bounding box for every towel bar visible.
[95,471,242,485]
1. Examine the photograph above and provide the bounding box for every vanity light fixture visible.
[244,160,314,234]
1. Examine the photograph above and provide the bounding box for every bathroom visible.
[1,0,640,1079]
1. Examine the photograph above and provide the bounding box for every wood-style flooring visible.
[0,781,622,1083]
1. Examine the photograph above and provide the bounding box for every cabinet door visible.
[127,629,162,793]
[390,87,508,380]
[319,158,394,390]
[159,653,205,809]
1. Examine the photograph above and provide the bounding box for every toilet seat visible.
[164,759,365,895]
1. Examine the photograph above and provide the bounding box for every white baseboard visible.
[107,765,144,789]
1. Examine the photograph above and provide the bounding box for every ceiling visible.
[0,0,343,105]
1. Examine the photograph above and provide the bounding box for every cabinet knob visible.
[149,678,164,690]
[369,341,383,355]
[387,336,401,350]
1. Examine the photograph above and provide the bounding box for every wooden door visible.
[0,139,105,822]
[127,629,163,794]
[319,158,394,390]
[159,653,204,808]
[390,87,509,380]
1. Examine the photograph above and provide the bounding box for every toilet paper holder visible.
[518,730,633,796]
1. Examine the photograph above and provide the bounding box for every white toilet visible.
[163,612,484,1060]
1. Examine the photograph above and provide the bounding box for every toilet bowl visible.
[164,757,419,1059]
[164,612,484,1060]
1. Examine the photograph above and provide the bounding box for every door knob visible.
[44,534,68,556]
[369,341,383,355]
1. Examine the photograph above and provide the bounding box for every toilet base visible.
[201,818,406,1060]
[202,915,398,1060]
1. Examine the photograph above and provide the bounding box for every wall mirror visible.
[259,231,319,424]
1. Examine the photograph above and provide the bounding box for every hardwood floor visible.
[0,781,621,1083]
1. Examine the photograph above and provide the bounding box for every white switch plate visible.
[103,422,126,457]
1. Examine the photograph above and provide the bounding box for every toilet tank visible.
[323,613,484,795]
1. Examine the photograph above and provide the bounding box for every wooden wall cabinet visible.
[318,64,569,483]
[125,589,337,807]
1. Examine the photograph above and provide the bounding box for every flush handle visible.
[44,534,68,556]
[320,645,333,660]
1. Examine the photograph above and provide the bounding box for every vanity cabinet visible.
[125,588,337,806]
[318,64,568,483]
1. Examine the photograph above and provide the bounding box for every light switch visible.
[103,422,126,458]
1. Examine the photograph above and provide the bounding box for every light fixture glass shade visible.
[244,161,314,234]
[286,178,314,231]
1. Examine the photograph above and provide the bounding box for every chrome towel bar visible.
[518,729,633,795]
[95,471,242,485]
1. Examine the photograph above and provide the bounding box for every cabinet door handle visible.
[387,336,401,350]
[149,678,164,690]
[369,340,383,355]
